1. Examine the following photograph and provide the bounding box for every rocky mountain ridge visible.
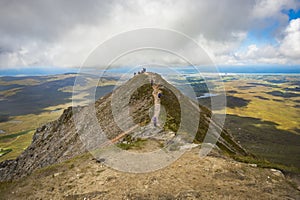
[0,72,248,181]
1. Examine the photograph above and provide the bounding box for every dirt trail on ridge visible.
[152,84,162,127]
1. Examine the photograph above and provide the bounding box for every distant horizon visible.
[1,65,300,77]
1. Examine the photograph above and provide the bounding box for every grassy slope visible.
[158,82,248,157]
[129,83,154,126]
[0,130,35,162]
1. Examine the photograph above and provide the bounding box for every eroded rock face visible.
[0,107,87,181]
[0,73,248,181]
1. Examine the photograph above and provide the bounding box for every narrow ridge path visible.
[152,84,162,127]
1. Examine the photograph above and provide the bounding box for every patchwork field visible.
[222,75,300,133]
[196,74,300,168]
[0,74,117,162]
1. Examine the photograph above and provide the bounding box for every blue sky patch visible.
[282,9,300,21]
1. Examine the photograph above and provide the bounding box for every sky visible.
[0,0,299,69]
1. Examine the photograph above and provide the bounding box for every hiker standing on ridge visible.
[153,117,157,127]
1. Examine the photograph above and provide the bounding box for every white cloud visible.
[231,18,300,65]
[280,18,300,59]
[252,0,295,19]
[233,44,285,64]
[0,0,299,67]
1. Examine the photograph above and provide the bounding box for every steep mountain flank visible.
[0,72,248,181]
[0,107,84,181]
